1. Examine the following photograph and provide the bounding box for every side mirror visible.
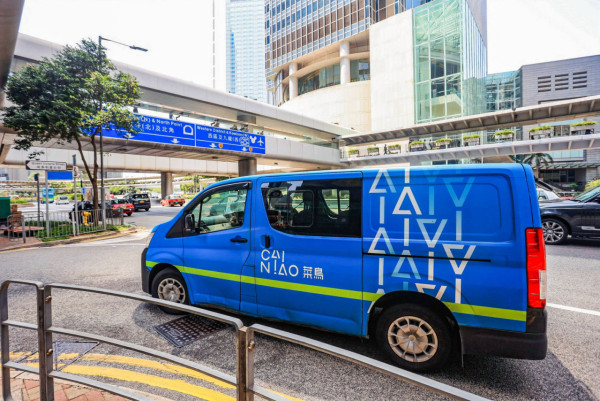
[184,214,195,233]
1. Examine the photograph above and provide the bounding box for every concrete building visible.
[520,55,600,189]
[226,0,267,102]
[264,0,488,133]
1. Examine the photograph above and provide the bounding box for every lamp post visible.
[97,36,147,227]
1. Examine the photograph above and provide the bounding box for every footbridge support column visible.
[160,172,173,199]
[238,158,257,177]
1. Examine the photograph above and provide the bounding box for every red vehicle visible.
[161,194,185,207]
[110,199,134,216]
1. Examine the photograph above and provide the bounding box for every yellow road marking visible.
[80,353,234,389]
[11,352,302,401]
[0,248,33,254]
[62,364,235,401]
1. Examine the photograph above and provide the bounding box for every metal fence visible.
[7,208,124,242]
[1,280,490,401]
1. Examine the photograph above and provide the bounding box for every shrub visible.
[585,178,600,191]
[388,144,400,150]
[494,129,515,137]
[367,146,380,152]
[409,140,424,146]
[571,121,597,127]
[463,134,480,140]
[348,148,360,155]
[529,126,553,133]
[435,137,452,143]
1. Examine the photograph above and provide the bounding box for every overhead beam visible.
[341,95,600,147]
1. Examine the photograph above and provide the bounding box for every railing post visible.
[1,283,12,401]
[21,213,26,244]
[37,285,54,401]
[244,328,255,401]
[236,327,248,401]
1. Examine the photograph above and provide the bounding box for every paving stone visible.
[24,379,39,390]
[54,389,69,401]
[64,386,89,399]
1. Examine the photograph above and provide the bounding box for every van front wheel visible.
[151,269,189,314]
[376,304,451,372]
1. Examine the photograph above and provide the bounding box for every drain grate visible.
[154,315,227,347]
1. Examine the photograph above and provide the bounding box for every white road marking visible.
[547,303,600,317]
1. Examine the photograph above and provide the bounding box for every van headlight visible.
[145,231,155,247]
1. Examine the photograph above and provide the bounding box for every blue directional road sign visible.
[102,115,266,155]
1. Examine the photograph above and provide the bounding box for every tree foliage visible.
[3,38,141,209]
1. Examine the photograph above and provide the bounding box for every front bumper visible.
[141,247,151,294]
[460,308,547,360]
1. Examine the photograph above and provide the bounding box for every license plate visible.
[140,200,146,203]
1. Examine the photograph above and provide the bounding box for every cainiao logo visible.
[183,125,194,136]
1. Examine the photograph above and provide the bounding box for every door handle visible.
[230,236,248,243]
[264,235,271,248]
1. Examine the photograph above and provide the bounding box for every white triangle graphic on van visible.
[417,219,447,248]
[369,169,396,194]
[391,250,421,280]
[443,177,475,207]
[368,227,395,254]
[392,187,422,215]
[443,244,476,275]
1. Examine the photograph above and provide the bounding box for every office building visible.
[227,0,267,102]
[264,0,487,132]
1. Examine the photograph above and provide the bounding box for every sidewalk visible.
[0,227,139,252]
[6,370,172,401]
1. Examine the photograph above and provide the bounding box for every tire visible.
[151,268,190,314]
[144,208,149,212]
[376,304,452,372]
[126,213,132,216]
[542,218,568,245]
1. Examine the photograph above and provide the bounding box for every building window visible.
[350,59,370,82]
[298,64,341,95]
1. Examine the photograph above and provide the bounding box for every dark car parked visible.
[124,193,152,211]
[539,185,600,244]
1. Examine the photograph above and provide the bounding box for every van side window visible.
[261,178,361,237]
[189,188,247,234]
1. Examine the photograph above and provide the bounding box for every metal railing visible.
[1,280,490,401]
[11,208,125,242]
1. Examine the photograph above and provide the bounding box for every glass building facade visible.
[485,70,522,112]
[264,0,435,104]
[413,0,487,123]
[227,0,267,102]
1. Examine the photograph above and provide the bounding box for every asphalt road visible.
[1,206,599,401]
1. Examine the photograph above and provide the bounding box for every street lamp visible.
[97,36,147,227]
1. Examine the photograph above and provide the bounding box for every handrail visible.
[1,280,491,401]
[246,324,489,401]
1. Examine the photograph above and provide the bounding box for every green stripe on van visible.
[148,260,525,322]
[443,302,527,321]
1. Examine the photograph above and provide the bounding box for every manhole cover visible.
[154,315,227,347]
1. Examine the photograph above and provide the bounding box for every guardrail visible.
[1,280,490,401]
[3,208,125,243]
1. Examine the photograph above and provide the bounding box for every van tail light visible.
[526,228,547,309]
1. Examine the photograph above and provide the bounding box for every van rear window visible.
[261,178,362,237]
[132,194,149,199]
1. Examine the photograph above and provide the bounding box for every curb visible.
[0,227,143,252]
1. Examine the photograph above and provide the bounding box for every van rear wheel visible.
[376,304,451,372]
[151,269,189,314]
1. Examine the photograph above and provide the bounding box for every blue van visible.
[141,164,547,371]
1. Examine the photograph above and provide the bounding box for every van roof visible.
[204,163,530,191]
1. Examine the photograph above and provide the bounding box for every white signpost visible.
[25,161,67,171]
[25,160,68,235]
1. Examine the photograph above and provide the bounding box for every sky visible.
[17,0,600,86]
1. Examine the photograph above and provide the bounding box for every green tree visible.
[3,39,140,210]
[522,153,554,177]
